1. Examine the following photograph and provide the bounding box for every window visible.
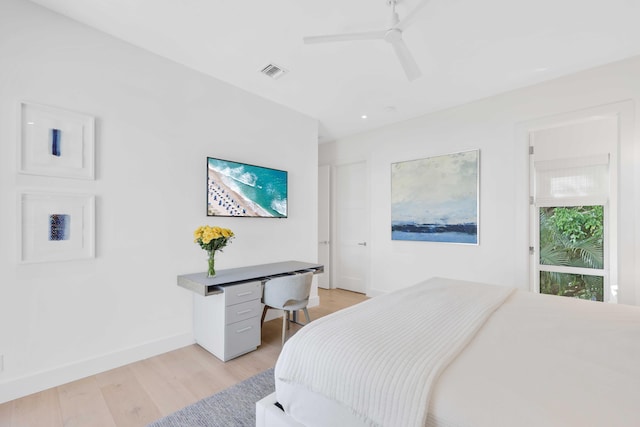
[529,116,617,303]
[539,205,605,301]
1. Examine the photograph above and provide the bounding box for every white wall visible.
[320,55,640,303]
[0,0,318,403]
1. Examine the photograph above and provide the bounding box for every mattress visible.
[274,278,640,426]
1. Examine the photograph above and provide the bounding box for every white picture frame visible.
[19,192,96,263]
[391,149,480,244]
[19,102,95,180]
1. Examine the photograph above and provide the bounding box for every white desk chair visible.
[261,271,313,345]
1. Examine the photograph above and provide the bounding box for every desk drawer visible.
[225,317,260,360]
[225,281,261,306]
[226,299,261,325]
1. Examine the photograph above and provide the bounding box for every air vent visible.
[260,63,287,79]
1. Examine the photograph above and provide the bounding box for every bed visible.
[256,277,640,426]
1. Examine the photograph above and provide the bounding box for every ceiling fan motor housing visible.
[384,28,403,43]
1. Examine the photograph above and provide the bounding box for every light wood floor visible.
[0,288,367,427]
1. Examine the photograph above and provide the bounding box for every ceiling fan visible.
[303,0,430,82]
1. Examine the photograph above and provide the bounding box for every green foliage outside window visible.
[539,272,603,301]
[539,206,604,301]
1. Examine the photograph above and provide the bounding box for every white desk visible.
[177,260,324,361]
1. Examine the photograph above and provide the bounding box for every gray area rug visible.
[148,368,275,427]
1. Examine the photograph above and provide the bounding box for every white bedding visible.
[274,278,640,427]
[275,277,514,427]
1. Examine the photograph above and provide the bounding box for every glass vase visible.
[207,250,216,277]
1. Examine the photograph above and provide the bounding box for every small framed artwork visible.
[19,192,96,263]
[19,102,95,180]
[391,149,479,244]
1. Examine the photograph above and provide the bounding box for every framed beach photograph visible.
[19,102,95,180]
[391,149,479,244]
[207,156,288,218]
[19,192,96,263]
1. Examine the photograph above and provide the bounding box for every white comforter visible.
[427,288,640,426]
[275,278,514,427]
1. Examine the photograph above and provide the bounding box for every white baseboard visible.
[366,288,388,298]
[0,332,194,404]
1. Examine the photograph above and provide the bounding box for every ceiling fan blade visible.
[396,0,431,31]
[391,39,421,81]
[303,30,386,44]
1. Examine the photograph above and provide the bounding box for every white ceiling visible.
[29,0,640,143]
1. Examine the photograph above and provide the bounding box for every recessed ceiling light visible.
[361,115,368,119]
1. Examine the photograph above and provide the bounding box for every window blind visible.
[534,154,609,207]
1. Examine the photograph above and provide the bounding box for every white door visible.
[334,162,368,293]
[318,165,331,289]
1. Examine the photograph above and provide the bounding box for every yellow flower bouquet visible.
[194,225,234,277]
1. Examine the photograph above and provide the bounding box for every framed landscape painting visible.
[391,149,479,244]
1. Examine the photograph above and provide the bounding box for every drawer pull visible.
[236,326,253,333]
[236,291,253,297]
[236,309,252,315]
